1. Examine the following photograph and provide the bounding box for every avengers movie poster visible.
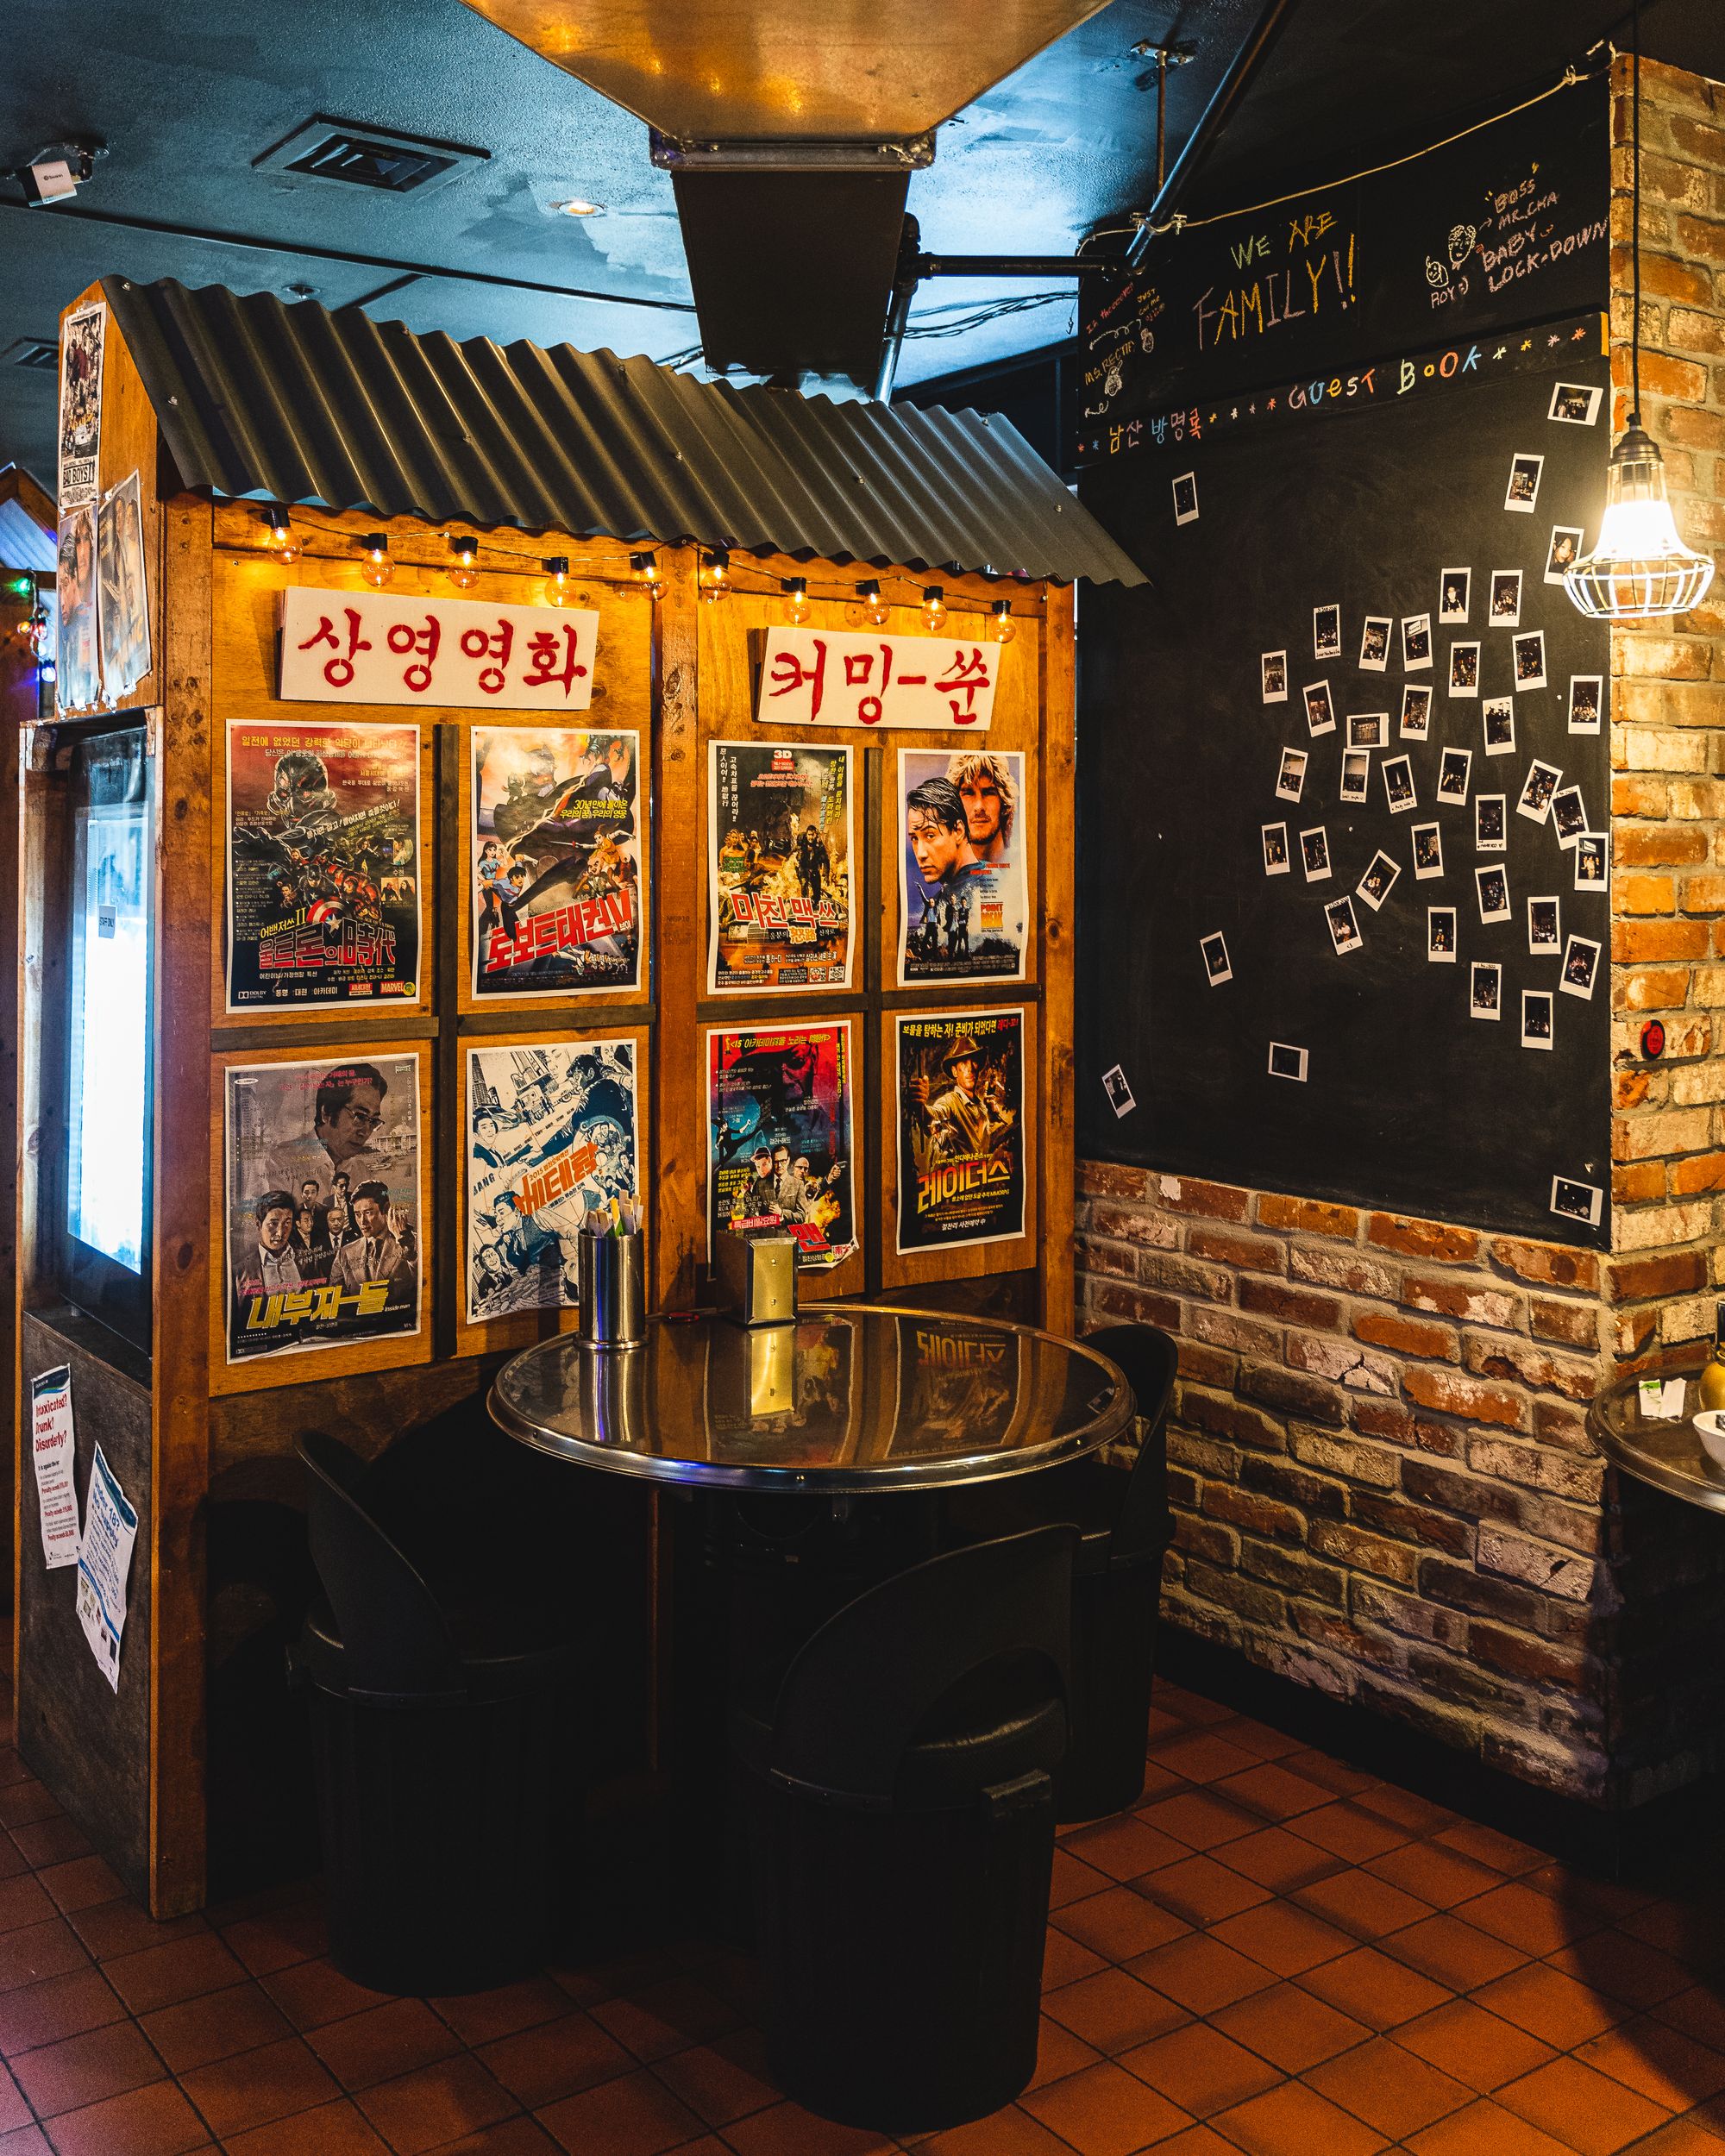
[707,740,853,993]
[225,1053,422,1365]
[898,747,1028,986]
[465,1039,641,1326]
[706,1022,856,1270]
[895,1007,1027,1256]
[471,725,643,997]
[226,720,421,1011]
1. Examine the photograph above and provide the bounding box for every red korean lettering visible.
[933,645,992,726]
[844,641,894,725]
[460,620,517,696]
[767,638,827,721]
[518,624,586,699]
[295,606,372,688]
[386,612,442,693]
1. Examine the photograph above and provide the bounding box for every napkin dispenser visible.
[716,1230,798,1328]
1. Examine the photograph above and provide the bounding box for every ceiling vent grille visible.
[5,340,58,371]
[254,116,487,198]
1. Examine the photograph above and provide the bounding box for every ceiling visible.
[0,0,1718,496]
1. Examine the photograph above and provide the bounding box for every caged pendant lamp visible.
[1565,0,1715,620]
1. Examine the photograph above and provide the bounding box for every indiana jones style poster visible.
[894,1008,1027,1256]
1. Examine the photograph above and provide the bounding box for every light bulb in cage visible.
[448,535,480,591]
[1564,425,1716,620]
[781,576,812,626]
[358,533,392,588]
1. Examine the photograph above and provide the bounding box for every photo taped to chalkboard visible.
[1347,711,1386,751]
[1513,630,1547,690]
[1301,826,1332,882]
[1527,896,1560,956]
[1490,572,1522,628]
[1339,751,1371,805]
[1521,989,1554,1050]
[1550,1174,1603,1227]
[1471,962,1502,1018]
[1505,453,1544,511]
[1560,934,1602,1000]
[1262,650,1289,702]
[1172,471,1199,525]
[1303,681,1336,736]
[1575,833,1608,890]
[1449,642,1480,698]
[1402,614,1433,671]
[1483,697,1516,756]
[1567,675,1602,733]
[1439,567,1471,624]
[1548,382,1603,426]
[1428,906,1458,962]
[1551,784,1590,849]
[1437,747,1472,804]
[1101,1064,1137,1119]
[1383,754,1416,814]
[1201,931,1233,985]
[1358,615,1392,672]
[1477,863,1511,924]
[1268,1042,1308,1082]
[1357,849,1401,912]
[1546,526,1584,582]
[1313,604,1342,661]
[1262,821,1290,874]
[1276,748,1308,801]
[1476,793,1507,852]
[1517,758,1561,824]
[1400,684,1433,740]
[1325,896,1363,956]
[1413,824,1444,881]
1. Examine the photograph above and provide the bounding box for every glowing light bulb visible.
[630,550,663,599]
[857,578,889,628]
[545,555,573,605]
[39,655,56,685]
[990,599,1016,644]
[699,548,731,603]
[359,533,392,588]
[263,505,300,564]
[920,584,947,632]
[448,535,480,590]
[26,604,50,658]
[1565,425,1716,619]
[781,575,811,625]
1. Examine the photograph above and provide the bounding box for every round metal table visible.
[488,1303,1133,1495]
[1586,1359,1725,1512]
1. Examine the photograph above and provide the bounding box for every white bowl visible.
[1694,1410,1725,1470]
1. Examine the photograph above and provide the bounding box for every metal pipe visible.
[874,212,923,404]
[918,254,1126,279]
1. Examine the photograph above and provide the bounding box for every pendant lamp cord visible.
[1631,0,1642,426]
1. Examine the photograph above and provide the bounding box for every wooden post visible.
[1039,582,1077,1336]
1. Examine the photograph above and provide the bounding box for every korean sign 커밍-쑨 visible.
[279,587,601,712]
[756,628,998,730]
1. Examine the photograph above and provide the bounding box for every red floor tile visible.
[1393,1997,1560,2093]
[36,1856,124,1916]
[475,2010,637,2109]
[589,1974,742,2064]
[35,2076,211,2156]
[1573,2015,1725,2110]
[1117,2021,1281,2115]
[1546,1931,1691,2011]
[138,1978,292,2074]
[1381,1911,1530,1990]
[1021,2055,1193,2153]
[8,1818,91,1872]
[1402,2095,1580,2155]
[1290,1943,1452,2033]
[1494,2052,1674,2154]
[430,1976,578,2048]
[1126,1933,1276,2015]
[1213,1764,1337,1822]
[353,2052,518,2154]
[1458,1880,1604,1959]
[1143,1855,1271,1928]
[1433,1823,1548,1877]
[724,2096,906,2153]
[1214,1828,1344,1895]
[538,2064,709,2155]
[102,1931,248,2016]
[0,1919,88,1996]
[308,1994,464,2091]
[1025,2014,1105,2091]
[1209,1979,1371,2074]
[217,1902,328,1978]
[1288,1802,1413,1865]
[1472,1960,1627,2050]
[1207,1900,1355,1978]
[1302,2034,1475,2138]
[1057,1884,1192,1962]
[220,2096,393,2154]
[0,1965,123,2053]
[7,2015,164,2116]
[1137,1791,1262,1854]
[1209,2075,1389,2155]
[172,2032,341,2139]
[1042,1928,1109,1991]
[66,1902,207,1965]
[1042,1967,1189,2055]
[1292,1865,1431,1940]
[1150,1732,1265,1786]
[1062,1814,1190,1883]
[260,1954,394,2032]
[424,2122,563,2156]
[1051,1849,1114,1912]
[650,2026,778,2127]
[1363,1839,1506,1910]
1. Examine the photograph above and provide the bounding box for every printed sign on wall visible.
[756,627,999,730]
[279,587,601,711]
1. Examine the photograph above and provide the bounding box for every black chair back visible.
[298,1432,461,1701]
[1084,1324,1179,1562]
[769,1526,1076,1802]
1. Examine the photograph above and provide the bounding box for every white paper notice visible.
[28,1366,80,1569]
[278,587,600,711]
[75,1445,138,1693]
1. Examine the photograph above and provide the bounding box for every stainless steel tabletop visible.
[1586,1360,1725,1514]
[488,1303,1133,1494]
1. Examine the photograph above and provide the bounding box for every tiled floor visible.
[0,1678,1722,2154]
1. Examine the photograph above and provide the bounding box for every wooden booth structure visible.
[16,276,1144,1915]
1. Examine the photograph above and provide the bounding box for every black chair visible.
[731,1525,1077,2134]
[942,1322,1178,1821]
[294,1430,590,1995]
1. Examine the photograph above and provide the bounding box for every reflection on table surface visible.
[1586,1361,1725,1513]
[490,1303,1132,1492]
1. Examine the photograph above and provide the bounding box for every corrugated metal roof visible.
[102,279,1145,586]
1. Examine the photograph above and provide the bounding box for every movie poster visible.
[55,501,100,713]
[58,302,104,511]
[470,725,643,997]
[224,1053,422,1365]
[97,472,150,699]
[707,740,853,993]
[706,1021,856,1270]
[894,1007,1027,1256]
[226,720,421,1012]
[465,1039,641,1326]
[891,1315,1026,1457]
[897,748,1028,985]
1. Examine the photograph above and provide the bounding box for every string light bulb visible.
[262,505,300,564]
[699,548,731,603]
[358,533,392,588]
[857,578,890,628]
[448,535,480,590]
[25,602,50,659]
[781,575,812,625]
[920,584,947,632]
[38,655,55,685]
[630,550,663,599]
[545,555,573,605]
[990,599,1016,643]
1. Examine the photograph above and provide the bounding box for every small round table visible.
[1586,1360,1725,1511]
[489,1303,1133,1495]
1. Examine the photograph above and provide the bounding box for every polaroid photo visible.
[1276,748,1308,801]
[1546,525,1584,583]
[1383,753,1417,813]
[1428,906,1458,961]
[1400,683,1433,740]
[1358,615,1392,672]
[1346,711,1386,751]
[1325,896,1364,956]
[1482,696,1516,756]
[1471,962,1502,1018]
[1549,381,1603,426]
[1476,793,1507,852]
[1268,1041,1309,1082]
[1339,751,1371,805]
[1402,613,1433,670]
[1505,453,1544,512]
[1476,863,1511,924]
[1551,784,1589,849]
[1303,680,1337,736]
[1413,823,1445,881]
[1527,895,1561,955]
[1513,630,1547,690]
[1201,931,1233,985]
[1300,826,1333,883]
[1489,571,1522,629]
[1313,604,1343,661]
[1262,821,1290,874]
[1574,833,1609,890]
[1567,674,1603,734]
[1173,472,1199,524]
[1439,567,1471,624]
[1517,758,1561,824]
[1437,747,1472,804]
[1101,1064,1137,1119]
[1550,1173,1603,1227]
[1356,849,1401,912]
[1521,989,1555,1050]
[1559,934,1602,1000]
[1449,641,1481,697]
[1262,650,1289,703]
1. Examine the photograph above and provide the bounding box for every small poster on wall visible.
[706,1022,856,1270]
[226,719,421,1011]
[464,1039,641,1326]
[97,471,150,698]
[471,726,643,998]
[224,1053,422,1365]
[894,1008,1027,1257]
[707,741,853,993]
[75,1445,137,1693]
[57,301,104,511]
[897,747,1028,986]
[55,503,100,712]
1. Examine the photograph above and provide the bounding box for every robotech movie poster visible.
[226,720,421,1012]
[706,1022,856,1271]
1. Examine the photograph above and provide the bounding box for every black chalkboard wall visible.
[1076,349,1614,1247]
